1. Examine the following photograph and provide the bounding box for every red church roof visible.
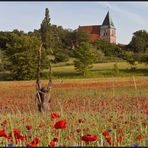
[79,25,100,41]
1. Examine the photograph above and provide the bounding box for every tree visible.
[0,49,8,71]
[6,34,41,80]
[73,29,90,49]
[40,8,51,50]
[123,51,138,70]
[129,30,148,53]
[93,40,123,58]
[73,42,96,76]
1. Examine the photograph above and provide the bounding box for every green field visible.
[43,61,148,79]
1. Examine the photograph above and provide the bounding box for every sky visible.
[0,1,148,44]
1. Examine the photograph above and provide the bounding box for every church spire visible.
[102,11,115,27]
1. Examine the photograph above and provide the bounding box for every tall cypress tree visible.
[40,8,51,49]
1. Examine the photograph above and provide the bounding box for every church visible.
[78,11,116,44]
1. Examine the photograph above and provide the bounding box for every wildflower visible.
[76,128,81,133]
[1,120,7,127]
[31,137,40,145]
[117,129,123,133]
[7,143,14,147]
[117,135,123,143]
[106,137,114,145]
[0,129,7,138]
[51,112,60,119]
[13,128,20,136]
[27,143,37,147]
[48,137,58,147]
[78,119,84,123]
[103,130,109,136]
[81,134,97,142]
[49,140,56,147]
[66,136,72,140]
[107,129,112,132]
[54,119,66,129]
[136,134,142,141]
[131,144,140,147]
[13,128,24,141]
[26,125,32,130]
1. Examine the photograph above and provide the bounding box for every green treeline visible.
[0,8,147,80]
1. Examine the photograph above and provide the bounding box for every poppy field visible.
[0,76,148,147]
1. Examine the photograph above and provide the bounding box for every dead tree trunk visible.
[35,44,52,112]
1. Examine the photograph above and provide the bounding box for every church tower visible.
[100,11,116,43]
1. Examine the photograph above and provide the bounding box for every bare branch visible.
[47,61,52,91]
[36,44,42,90]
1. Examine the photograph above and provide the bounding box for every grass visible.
[0,77,147,146]
[0,63,147,146]
[0,62,147,81]
[45,62,147,79]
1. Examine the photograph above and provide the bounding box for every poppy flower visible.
[31,137,40,145]
[103,130,109,136]
[49,140,56,147]
[117,136,123,142]
[26,125,32,130]
[1,120,7,127]
[54,119,66,129]
[81,134,97,142]
[0,129,7,138]
[106,137,114,145]
[76,128,81,133]
[78,119,84,123]
[117,129,123,133]
[13,128,20,136]
[136,135,142,141]
[27,143,37,147]
[66,136,72,140]
[51,112,60,119]
[49,138,58,147]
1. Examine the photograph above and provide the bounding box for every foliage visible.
[113,62,119,75]
[128,30,148,53]
[0,49,8,71]
[53,49,69,63]
[123,51,139,70]
[139,54,148,65]
[40,8,51,49]
[93,40,123,57]
[73,42,96,76]
[6,34,41,80]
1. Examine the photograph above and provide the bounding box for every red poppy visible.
[117,129,123,133]
[66,136,72,140]
[117,136,123,142]
[136,135,142,141]
[31,137,40,145]
[27,143,37,147]
[78,119,84,123]
[51,112,60,119]
[76,128,81,133]
[13,128,19,135]
[106,137,114,145]
[81,134,97,142]
[1,120,7,127]
[52,137,58,142]
[26,125,32,130]
[13,128,24,140]
[103,130,109,136]
[0,129,7,138]
[54,119,66,129]
[49,140,56,147]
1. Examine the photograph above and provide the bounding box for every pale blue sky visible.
[0,2,148,44]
